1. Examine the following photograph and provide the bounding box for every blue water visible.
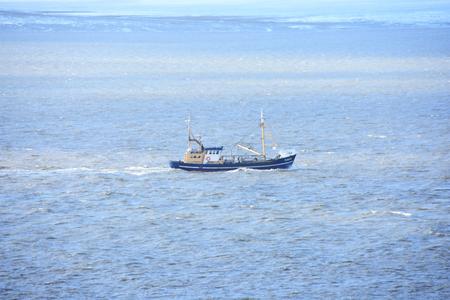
[1,12,449,299]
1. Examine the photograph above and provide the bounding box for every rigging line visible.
[235,114,266,145]
[235,127,257,145]
[235,115,275,150]
[266,130,278,148]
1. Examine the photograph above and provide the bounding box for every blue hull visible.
[170,154,296,172]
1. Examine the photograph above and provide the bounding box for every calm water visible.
[1,12,449,299]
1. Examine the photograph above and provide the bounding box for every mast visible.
[187,114,192,148]
[186,114,204,151]
[260,110,266,159]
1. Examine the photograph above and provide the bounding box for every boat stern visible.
[169,160,181,169]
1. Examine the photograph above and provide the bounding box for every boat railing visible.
[222,154,263,162]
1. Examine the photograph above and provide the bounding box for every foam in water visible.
[389,211,412,217]
[367,210,413,217]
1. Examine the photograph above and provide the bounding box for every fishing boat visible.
[169,111,296,172]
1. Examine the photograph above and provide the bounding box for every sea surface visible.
[0,11,449,299]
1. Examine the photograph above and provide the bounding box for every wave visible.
[226,167,270,173]
[389,210,412,217]
[352,210,414,222]
[367,134,387,139]
[102,166,173,175]
[1,165,301,175]
[265,11,450,26]
[365,210,412,218]
[224,166,297,173]
[1,10,449,32]
[0,166,173,175]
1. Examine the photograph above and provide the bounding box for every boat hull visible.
[170,154,296,172]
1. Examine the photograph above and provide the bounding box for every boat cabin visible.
[203,147,223,163]
[183,146,224,164]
